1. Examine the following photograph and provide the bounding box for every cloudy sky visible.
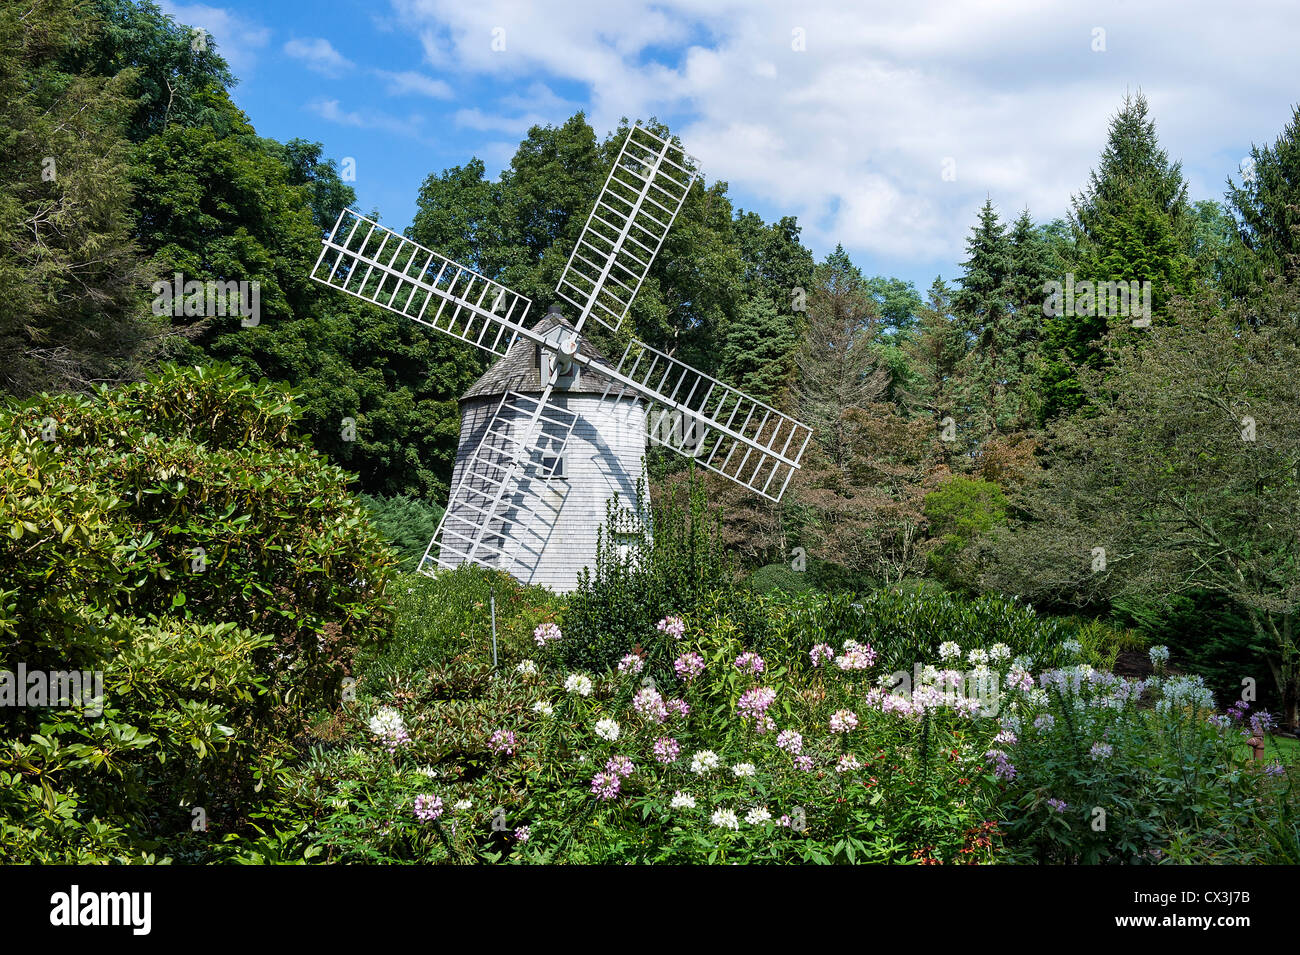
[161,0,1299,289]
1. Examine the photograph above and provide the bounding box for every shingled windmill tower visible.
[310,123,813,592]
[439,308,646,591]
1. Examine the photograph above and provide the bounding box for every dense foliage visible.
[0,364,396,861]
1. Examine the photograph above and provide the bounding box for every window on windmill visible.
[541,454,565,478]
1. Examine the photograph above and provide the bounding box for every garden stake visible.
[490,581,498,670]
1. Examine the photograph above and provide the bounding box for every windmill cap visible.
[458,312,632,401]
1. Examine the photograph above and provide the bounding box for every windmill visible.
[309,123,814,591]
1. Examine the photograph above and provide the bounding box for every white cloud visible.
[386,0,1300,273]
[307,98,435,145]
[158,2,270,75]
[374,69,455,99]
[285,37,355,77]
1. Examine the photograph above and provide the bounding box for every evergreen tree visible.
[795,247,891,471]
[951,200,1013,438]
[1225,104,1300,295]
[0,0,156,395]
[1040,92,1195,420]
[902,278,965,424]
[1072,91,1191,243]
[719,296,797,406]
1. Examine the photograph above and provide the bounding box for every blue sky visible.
[161,0,1300,291]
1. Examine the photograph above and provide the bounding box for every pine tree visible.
[951,200,1015,439]
[902,277,965,426]
[795,246,891,471]
[1072,91,1191,242]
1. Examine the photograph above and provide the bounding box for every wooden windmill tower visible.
[310,123,813,591]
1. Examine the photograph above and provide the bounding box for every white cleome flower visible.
[594,718,621,741]
[368,706,406,738]
[516,659,538,675]
[690,750,721,775]
[744,807,772,826]
[711,808,740,830]
[939,641,962,661]
[731,762,756,778]
[564,673,593,697]
[670,792,696,810]
[532,700,554,716]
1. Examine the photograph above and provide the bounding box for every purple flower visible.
[985,749,1017,780]
[1249,711,1277,737]
[489,729,516,755]
[810,644,834,667]
[795,754,815,772]
[1089,742,1113,761]
[606,755,635,778]
[514,825,531,842]
[829,709,858,734]
[734,652,766,675]
[835,640,877,670]
[533,622,562,647]
[590,771,621,800]
[738,686,777,728]
[1265,763,1285,777]
[618,653,644,674]
[673,652,705,681]
[633,687,668,722]
[667,698,690,718]
[657,615,686,639]
[414,794,444,822]
[777,730,803,755]
[1046,798,1068,813]
[653,737,680,763]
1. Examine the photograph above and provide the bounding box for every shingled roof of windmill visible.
[460,312,635,401]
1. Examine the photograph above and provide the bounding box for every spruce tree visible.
[1225,104,1300,295]
[1040,92,1195,419]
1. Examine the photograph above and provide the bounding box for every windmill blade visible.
[602,339,814,503]
[311,208,532,358]
[420,389,578,575]
[555,123,699,332]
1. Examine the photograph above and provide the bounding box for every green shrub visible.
[745,562,815,596]
[996,669,1273,864]
[847,588,1074,672]
[0,363,397,861]
[562,472,736,674]
[371,567,557,676]
[359,493,444,572]
[923,475,1007,588]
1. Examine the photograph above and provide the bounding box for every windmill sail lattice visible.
[311,208,531,358]
[556,123,697,332]
[422,390,577,575]
[308,122,815,583]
